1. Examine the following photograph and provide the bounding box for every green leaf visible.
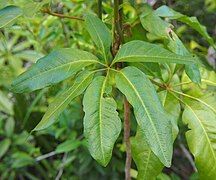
[12,152,34,168]
[55,139,81,153]
[112,40,199,65]
[129,62,161,77]
[84,14,112,62]
[182,93,216,179]
[155,5,215,47]
[0,91,13,115]
[11,48,101,93]
[83,75,121,166]
[5,118,15,137]
[0,138,11,158]
[158,91,180,139]
[0,5,22,28]
[33,71,94,131]
[115,66,173,167]
[166,31,201,83]
[140,9,201,83]
[131,128,164,180]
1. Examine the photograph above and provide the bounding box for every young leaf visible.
[131,128,164,180]
[83,75,121,167]
[84,14,112,62]
[11,49,101,93]
[33,71,94,131]
[155,5,215,47]
[182,94,216,179]
[112,40,199,65]
[115,66,173,167]
[0,5,22,28]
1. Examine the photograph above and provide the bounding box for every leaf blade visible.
[131,128,164,180]
[33,70,94,131]
[83,75,121,166]
[112,40,199,65]
[0,5,22,28]
[84,14,112,62]
[11,48,100,93]
[155,5,215,46]
[182,94,216,179]
[115,66,173,167]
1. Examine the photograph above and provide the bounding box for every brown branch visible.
[124,97,131,180]
[41,9,84,21]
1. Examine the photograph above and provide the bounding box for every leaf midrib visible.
[36,72,93,129]
[114,54,195,64]
[98,75,109,164]
[13,60,98,88]
[119,71,169,165]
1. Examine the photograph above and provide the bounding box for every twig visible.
[98,0,102,19]
[124,97,131,180]
[36,151,57,162]
[41,9,84,21]
[55,153,68,180]
[179,143,197,172]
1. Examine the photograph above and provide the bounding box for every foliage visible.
[0,0,215,179]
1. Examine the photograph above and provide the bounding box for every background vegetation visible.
[0,0,215,179]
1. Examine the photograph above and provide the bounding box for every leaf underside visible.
[83,76,121,166]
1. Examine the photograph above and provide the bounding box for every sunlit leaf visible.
[182,93,216,179]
